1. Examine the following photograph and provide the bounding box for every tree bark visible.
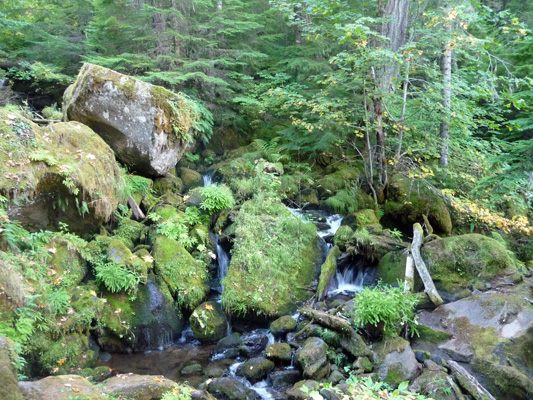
[440,4,453,167]
[412,223,443,305]
[404,253,414,292]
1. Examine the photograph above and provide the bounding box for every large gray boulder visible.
[0,336,23,400]
[18,375,104,400]
[373,337,421,388]
[63,63,201,176]
[101,374,177,400]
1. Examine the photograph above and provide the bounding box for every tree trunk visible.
[404,253,414,292]
[152,0,171,58]
[440,4,453,167]
[412,223,443,305]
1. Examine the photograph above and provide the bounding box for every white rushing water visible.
[327,267,369,296]
[318,214,343,238]
[228,361,275,400]
[203,173,216,187]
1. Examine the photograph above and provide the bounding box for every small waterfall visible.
[318,214,343,238]
[203,173,215,187]
[327,267,370,296]
[211,233,230,293]
[228,360,275,400]
[0,79,7,87]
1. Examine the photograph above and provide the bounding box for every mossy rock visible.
[45,238,87,288]
[317,245,341,300]
[376,251,422,291]
[64,63,201,176]
[265,343,292,364]
[114,218,147,249]
[101,374,178,400]
[295,337,329,380]
[0,336,24,400]
[269,315,297,337]
[382,175,452,235]
[207,127,250,155]
[334,225,354,251]
[423,234,517,287]
[178,167,203,191]
[222,193,319,317]
[0,108,125,234]
[25,331,96,376]
[152,235,208,310]
[19,375,104,400]
[153,174,183,197]
[107,239,149,283]
[190,301,228,343]
[96,275,184,352]
[238,357,275,383]
[373,338,420,388]
[316,166,362,197]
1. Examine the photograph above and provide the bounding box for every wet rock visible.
[269,369,302,391]
[101,374,177,400]
[19,375,103,400]
[191,389,217,400]
[410,369,464,400]
[179,167,203,191]
[215,333,243,353]
[295,337,329,380]
[0,336,23,400]
[237,357,275,383]
[64,63,201,176]
[265,343,292,364]
[181,363,203,376]
[190,301,228,343]
[270,315,297,337]
[328,369,345,384]
[439,339,474,363]
[76,366,114,383]
[286,380,319,400]
[207,377,260,400]
[353,356,373,373]
[239,332,270,358]
[373,338,421,388]
[153,174,183,196]
[205,365,225,378]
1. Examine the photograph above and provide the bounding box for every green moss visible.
[152,175,183,196]
[178,167,202,191]
[316,166,361,197]
[152,235,208,310]
[47,238,87,288]
[334,225,354,251]
[0,108,125,228]
[190,301,227,342]
[355,209,379,227]
[222,193,319,317]
[317,245,341,300]
[114,218,146,249]
[415,325,453,343]
[107,239,148,283]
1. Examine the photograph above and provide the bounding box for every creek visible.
[97,175,375,399]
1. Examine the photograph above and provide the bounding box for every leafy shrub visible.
[94,261,140,293]
[184,206,209,225]
[350,283,419,339]
[195,185,235,214]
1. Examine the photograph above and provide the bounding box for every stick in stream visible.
[412,223,443,305]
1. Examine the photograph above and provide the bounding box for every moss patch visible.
[222,193,319,317]
[317,245,341,300]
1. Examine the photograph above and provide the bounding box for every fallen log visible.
[412,223,443,306]
[128,195,146,220]
[448,360,496,400]
[299,308,351,332]
[404,253,414,292]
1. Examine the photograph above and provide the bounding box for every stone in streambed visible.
[295,337,329,380]
[237,357,275,383]
[101,374,177,400]
[181,363,203,376]
[373,337,421,388]
[270,315,297,337]
[269,370,302,391]
[19,375,103,400]
[265,343,292,364]
[190,301,228,342]
[207,377,260,400]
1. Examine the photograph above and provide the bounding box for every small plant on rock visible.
[350,282,419,339]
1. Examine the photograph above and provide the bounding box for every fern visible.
[253,137,288,163]
[94,261,140,293]
[324,189,358,214]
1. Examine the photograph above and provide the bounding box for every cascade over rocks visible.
[63,63,201,176]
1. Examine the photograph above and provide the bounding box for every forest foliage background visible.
[1,0,532,235]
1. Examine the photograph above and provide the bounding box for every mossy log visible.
[299,308,351,332]
[412,223,443,306]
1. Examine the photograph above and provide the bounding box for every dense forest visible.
[0,1,532,400]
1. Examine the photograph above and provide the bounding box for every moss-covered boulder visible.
[222,193,320,317]
[63,63,203,176]
[378,234,517,293]
[25,331,97,376]
[96,275,184,352]
[114,218,147,249]
[153,174,183,196]
[238,357,275,383]
[19,375,104,400]
[107,239,149,283]
[317,245,341,300]
[101,374,178,400]
[152,235,209,310]
[373,338,421,388]
[178,167,203,191]
[316,165,362,197]
[0,336,23,400]
[190,301,228,342]
[295,337,329,380]
[382,175,452,235]
[45,238,87,288]
[265,343,292,364]
[207,377,261,400]
[0,108,124,234]
[269,315,297,337]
